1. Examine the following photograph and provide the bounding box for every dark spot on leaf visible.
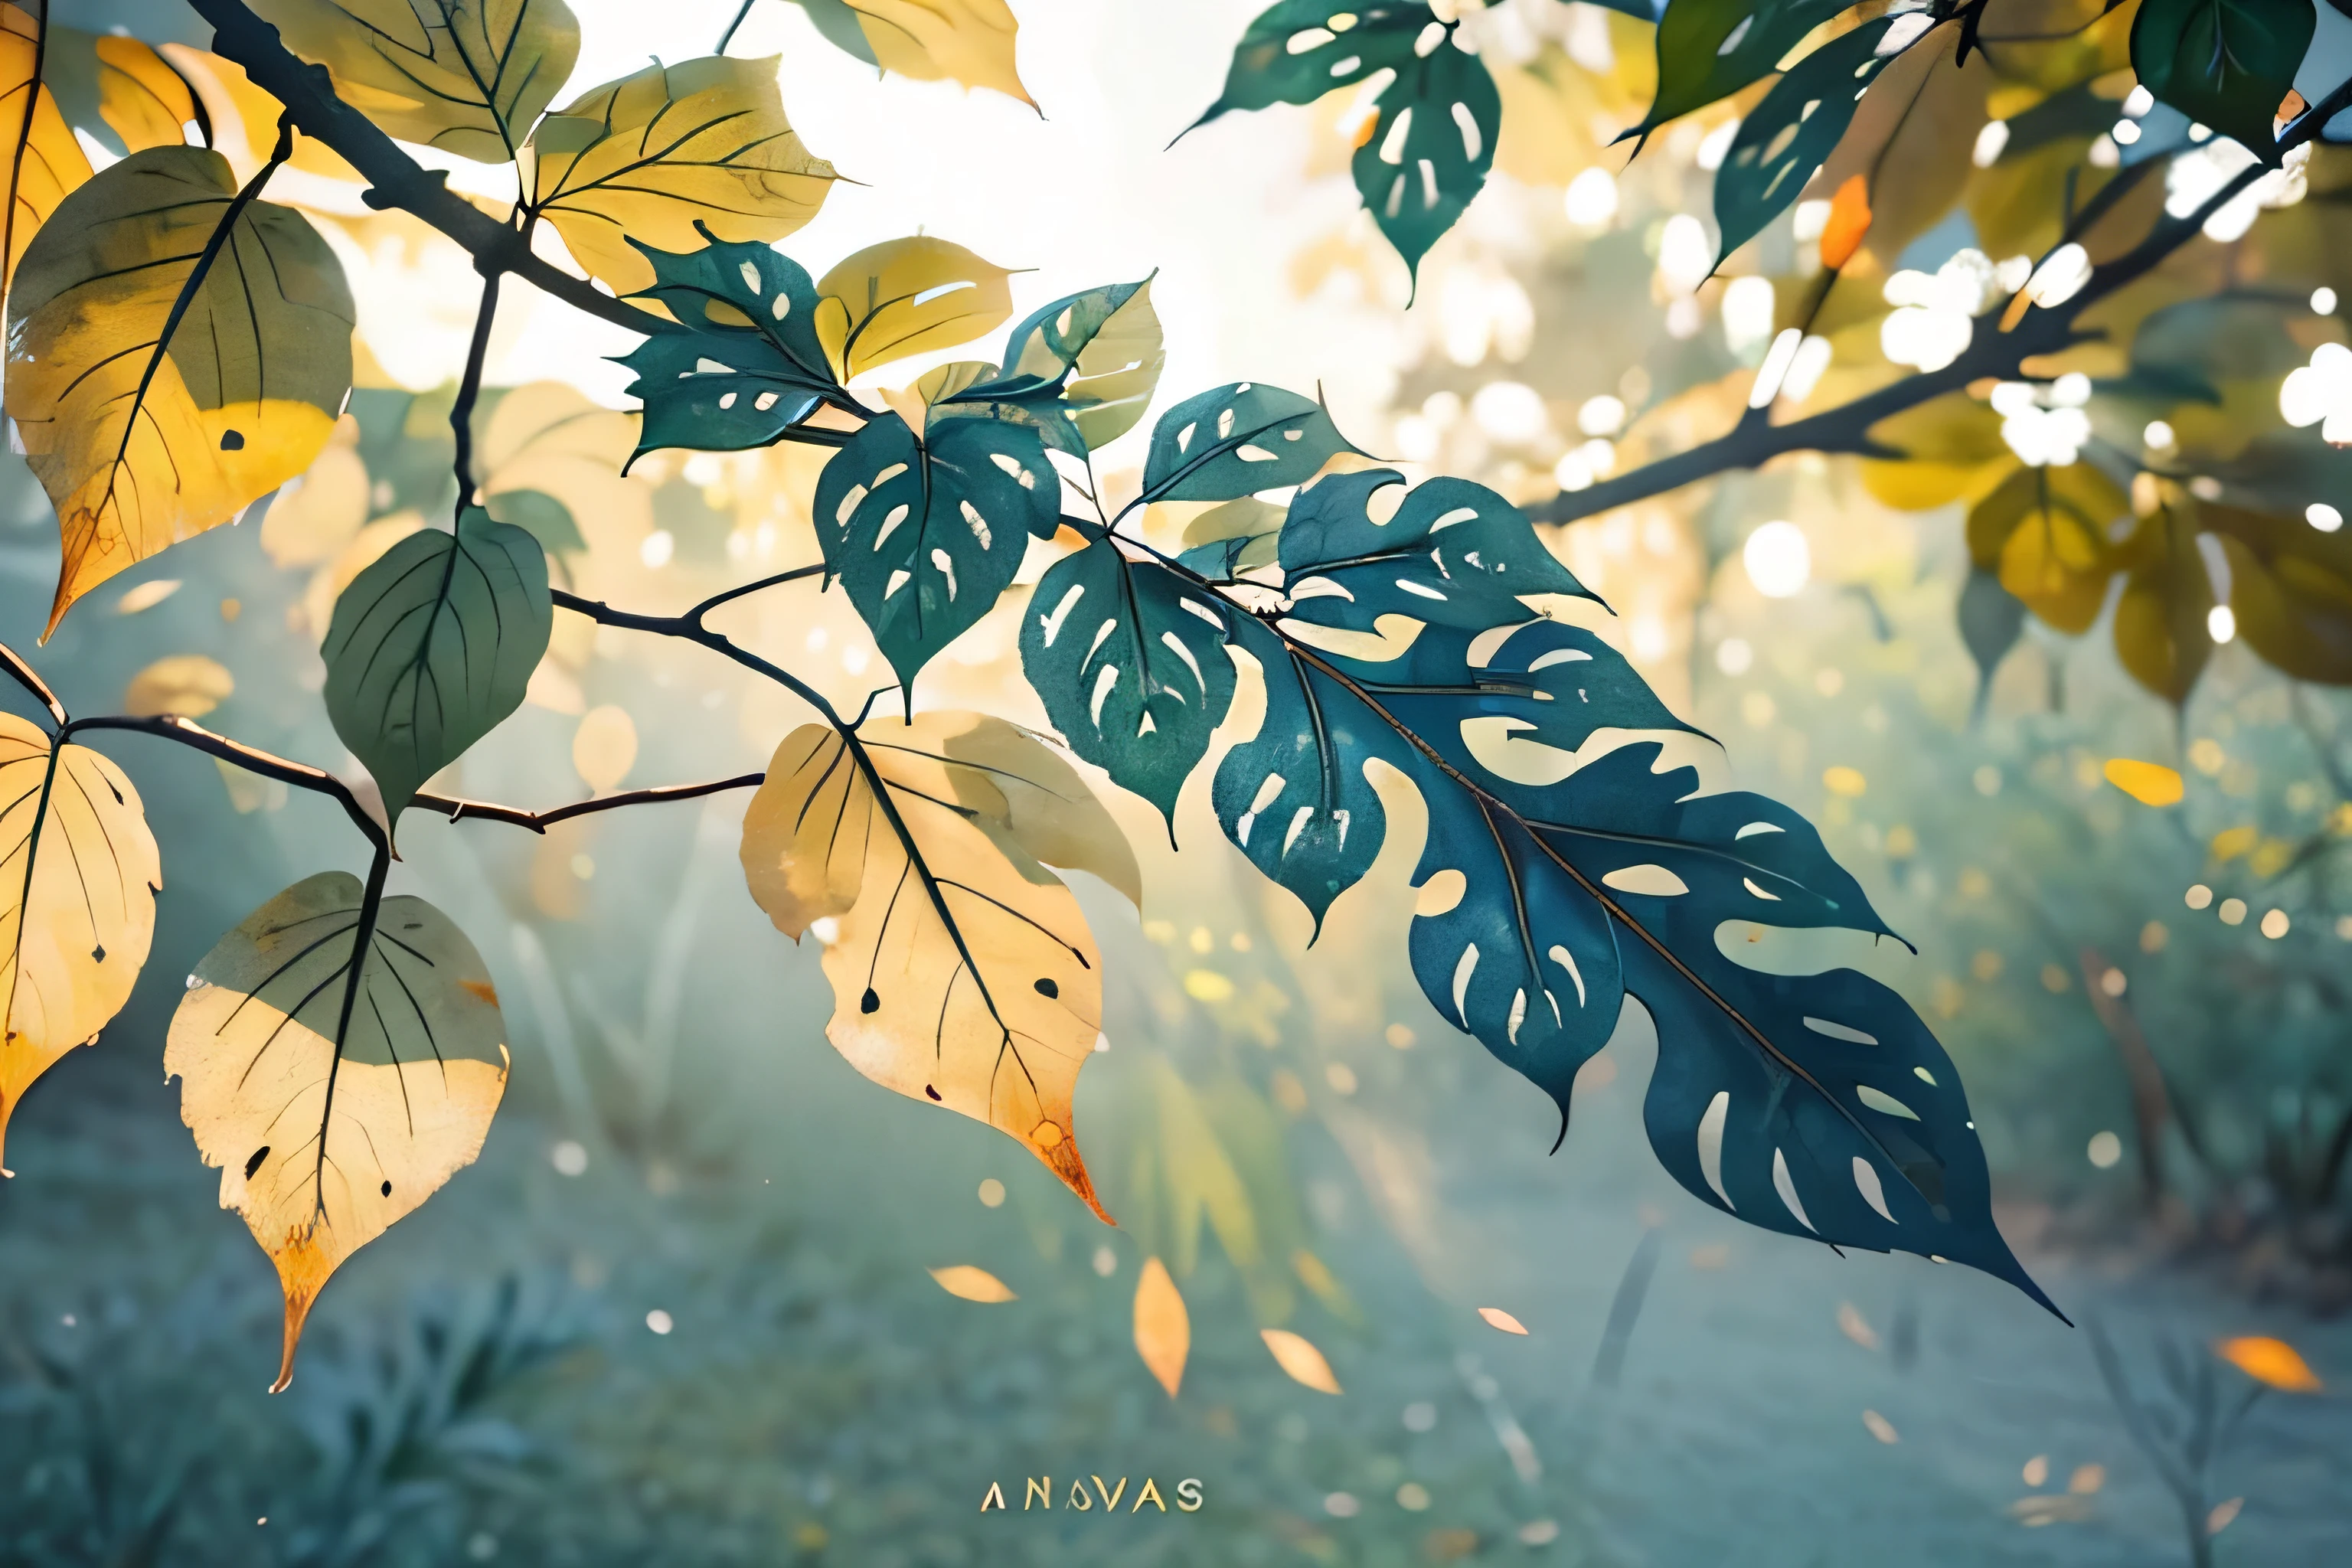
[1034,977,1058,999]
[925,1084,942,1101]
[861,988,880,1014]
[381,1180,393,1197]
[244,1147,269,1179]
[219,429,244,451]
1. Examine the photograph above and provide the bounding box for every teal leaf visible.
[615,232,841,464]
[1177,495,1286,579]
[1957,567,2026,717]
[1634,0,1860,139]
[485,488,586,557]
[940,279,1165,454]
[2132,0,2311,162]
[1019,541,1239,830]
[1713,16,1909,263]
[789,0,880,64]
[1186,2,1438,126]
[1278,469,1596,632]
[1355,620,1700,763]
[1351,34,1500,282]
[323,505,553,823]
[814,412,1056,694]
[1142,383,1359,504]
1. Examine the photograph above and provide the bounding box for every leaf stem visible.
[0,642,65,730]
[686,562,825,625]
[450,263,503,506]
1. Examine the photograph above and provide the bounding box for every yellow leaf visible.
[477,382,649,583]
[1861,397,2013,512]
[1478,1306,1530,1335]
[247,0,580,164]
[262,438,371,569]
[2209,825,2257,863]
[929,1263,1016,1302]
[857,0,1033,106]
[928,716,1140,907]
[169,871,508,1390]
[2,3,94,291]
[96,35,201,155]
[527,54,836,295]
[815,236,1014,381]
[124,655,235,718]
[155,45,361,184]
[5,147,354,636]
[738,714,1112,1220]
[2103,758,2184,807]
[1261,1327,1342,1394]
[1133,1256,1189,1396]
[572,704,637,792]
[0,714,161,1174]
[2215,1335,2324,1392]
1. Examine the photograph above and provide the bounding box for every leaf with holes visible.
[1712,17,1909,264]
[248,0,580,163]
[526,54,837,294]
[168,871,509,1390]
[1632,0,1859,138]
[813,411,1055,696]
[322,505,552,822]
[814,235,1015,383]
[1141,382,1359,505]
[1186,2,1437,126]
[1178,497,1286,579]
[939,278,1165,453]
[0,714,161,1174]
[616,232,841,462]
[3,146,353,636]
[1350,28,1499,281]
[2132,0,2310,162]
[1021,540,1240,831]
[737,714,1115,1219]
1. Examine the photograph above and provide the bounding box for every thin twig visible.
[412,774,766,833]
[63,714,387,851]
[687,563,825,625]
[0,642,64,729]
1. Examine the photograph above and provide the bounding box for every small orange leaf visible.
[1476,1306,1528,1335]
[2216,1335,2323,1392]
[929,1264,1016,1302]
[1134,1256,1189,1397]
[1261,1327,1342,1393]
[2104,758,2184,807]
[1819,174,1872,270]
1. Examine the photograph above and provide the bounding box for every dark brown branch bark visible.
[413,773,766,831]
[64,714,388,851]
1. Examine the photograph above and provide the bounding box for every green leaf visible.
[1713,16,1909,263]
[1020,541,1240,831]
[322,505,553,821]
[483,487,584,557]
[2131,0,2311,162]
[2206,498,2352,682]
[940,279,1165,453]
[1351,36,1500,283]
[615,232,840,463]
[789,0,880,64]
[2112,506,2215,704]
[1278,469,1596,632]
[1141,382,1359,504]
[1956,566,2027,717]
[1186,2,1437,125]
[1178,496,1286,578]
[1635,0,1859,138]
[813,412,1056,694]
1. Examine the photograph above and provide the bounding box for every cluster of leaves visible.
[0,0,2068,1396]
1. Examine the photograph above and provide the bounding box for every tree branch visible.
[63,714,387,851]
[412,773,766,831]
[0,642,64,729]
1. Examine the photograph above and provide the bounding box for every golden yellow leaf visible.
[572,704,637,791]
[124,655,235,718]
[929,1263,1016,1302]
[738,714,1111,1219]
[1478,1305,1530,1335]
[0,714,160,1174]
[527,54,836,295]
[2209,825,2258,863]
[1134,1256,1188,1396]
[169,871,509,1391]
[2,3,93,291]
[2215,1335,2324,1392]
[857,0,1033,106]
[815,236,1014,381]
[2103,758,2184,807]
[5,147,354,636]
[96,36,201,155]
[248,0,580,163]
[477,381,649,589]
[926,717,1140,907]
[262,439,371,569]
[1261,1327,1341,1394]
[155,45,361,184]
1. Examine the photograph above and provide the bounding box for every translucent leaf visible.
[170,872,509,1390]
[2,6,96,289]
[1142,382,1359,505]
[1478,1306,1529,1334]
[929,1264,1017,1302]
[2103,758,2183,806]
[124,654,234,718]
[572,704,636,792]
[1965,463,2129,635]
[1261,1326,1341,1393]
[2215,1335,2323,1391]
[1133,1256,1189,1396]
[3,148,354,635]
[93,34,202,155]
[938,279,1165,454]
[854,0,1033,106]
[0,715,161,1174]
[814,236,1015,383]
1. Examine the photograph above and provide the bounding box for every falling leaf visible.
[738,713,1113,1218]
[2011,1494,2094,1526]
[93,35,201,155]
[124,655,235,718]
[1838,1300,1880,1351]
[1860,1409,1900,1444]
[2104,758,2184,807]
[1262,1327,1341,1394]
[2207,1497,2243,1537]
[2067,1463,2104,1495]
[1134,1256,1188,1396]
[116,580,184,615]
[929,1263,1016,1302]
[814,235,1015,382]
[854,0,1034,107]
[248,0,581,163]
[1818,174,1873,270]
[0,714,161,1173]
[4,147,354,635]
[1,3,93,289]
[2021,1454,2049,1488]
[2216,1334,2324,1392]
[527,54,837,295]
[572,705,637,792]
[169,871,508,1390]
